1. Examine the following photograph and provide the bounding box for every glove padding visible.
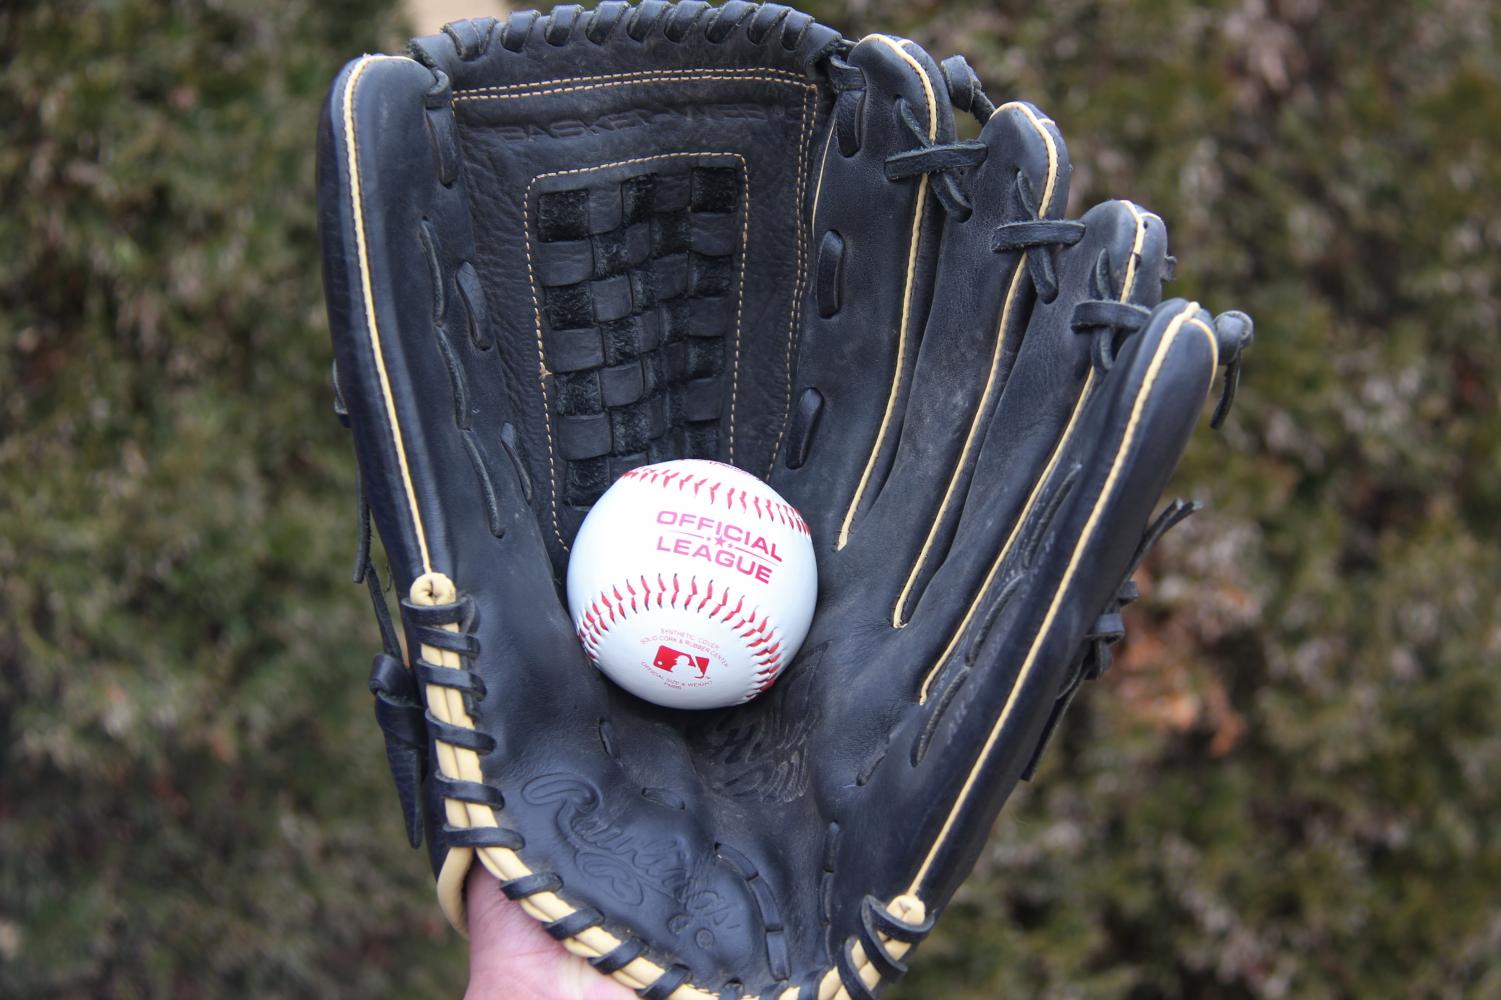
[317,3,1252,997]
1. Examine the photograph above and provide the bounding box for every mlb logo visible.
[653,644,710,677]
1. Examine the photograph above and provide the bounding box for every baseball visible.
[567,459,817,709]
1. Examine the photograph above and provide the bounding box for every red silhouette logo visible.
[653,644,710,677]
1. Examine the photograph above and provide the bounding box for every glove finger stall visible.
[840,99,1073,625]
[840,298,1219,914]
[772,35,955,558]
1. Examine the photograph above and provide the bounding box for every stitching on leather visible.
[575,572,787,702]
[616,465,810,534]
[726,159,753,463]
[454,67,811,100]
[458,72,816,103]
[763,86,816,476]
[524,153,757,551]
[343,56,435,574]
[521,193,569,550]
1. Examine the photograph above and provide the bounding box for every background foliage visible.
[2,0,1497,997]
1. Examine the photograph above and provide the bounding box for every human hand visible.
[465,865,636,1000]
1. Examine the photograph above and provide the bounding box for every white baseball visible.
[566,459,817,709]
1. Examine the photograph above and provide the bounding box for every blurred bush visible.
[1,0,1497,998]
[0,1,465,996]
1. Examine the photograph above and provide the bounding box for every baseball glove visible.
[317,3,1252,996]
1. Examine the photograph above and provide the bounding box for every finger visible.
[466,866,637,1000]
[903,199,1170,695]
[771,35,953,554]
[847,100,1072,624]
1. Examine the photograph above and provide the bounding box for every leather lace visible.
[883,98,988,219]
[992,171,1085,302]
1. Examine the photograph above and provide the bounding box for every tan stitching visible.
[343,55,434,574]
[763,86,817,477]
[524,153,757,550]
[835,36,939,551]
[576,573,786,703]
[456,70,814,103]
[908,300,1212,895]
[520,189,568,551]
[726,154,754,463]
[890,103,1061,628]
[915,202,1156,704]
[413,572,493,931]
[455,67,810,100]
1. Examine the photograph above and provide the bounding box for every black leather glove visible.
[317,4,1253,996]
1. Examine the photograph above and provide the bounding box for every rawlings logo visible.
[653,644,711,677]
[522,776,680,906]
[654,510,781,583]
[521,774,742,945]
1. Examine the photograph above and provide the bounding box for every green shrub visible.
[1,2,464,995]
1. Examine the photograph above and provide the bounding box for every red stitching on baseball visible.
[574,573,787,699]
[617,467,811,536]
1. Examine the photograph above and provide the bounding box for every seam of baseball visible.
[616,465,811,535]
[453,67,811,100]
[576,573,786,701]
[889,102,1061,629]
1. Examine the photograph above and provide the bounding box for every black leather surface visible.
[317,4,1250,995]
